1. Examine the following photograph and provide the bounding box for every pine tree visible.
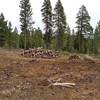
[19,32,24,48]
[87,26,94,54]
[7,21,13,48]
[19,0,33,50]
[0,13,8,47]
[53,0,67,50]
[94,21,100,54]
[71,29,76,52]
[31,28,43,48]
[13,27,19,48]
[66,26,71,51]
[66,27,75,52]
[75,5,93,53]
[41,0,52,49]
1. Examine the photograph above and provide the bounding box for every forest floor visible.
[0,48,100,100]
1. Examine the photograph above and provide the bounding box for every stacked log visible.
[21,48,59,59]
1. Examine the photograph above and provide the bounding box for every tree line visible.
[0,0,100,54]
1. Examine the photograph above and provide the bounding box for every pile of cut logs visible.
[21,48,59,59]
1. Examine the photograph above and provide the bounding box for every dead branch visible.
[49,82,76,88]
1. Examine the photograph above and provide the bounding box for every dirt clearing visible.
[0,49,100,100]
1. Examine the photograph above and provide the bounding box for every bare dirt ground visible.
[0,48,100,100]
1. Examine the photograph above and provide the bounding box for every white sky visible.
[0,0,100,32]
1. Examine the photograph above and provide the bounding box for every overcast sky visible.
[0,0,100,32]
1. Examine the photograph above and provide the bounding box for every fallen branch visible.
[49,82,76,88]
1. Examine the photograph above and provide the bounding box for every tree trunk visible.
[24,32,27,50]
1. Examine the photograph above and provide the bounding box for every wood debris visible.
[49,82,76,87]
[68,54,82,63]
[21,48,59,59]
[47,79,76,88]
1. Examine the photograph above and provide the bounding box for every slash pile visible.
[68,54,82,63]
[20,48,59,59]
